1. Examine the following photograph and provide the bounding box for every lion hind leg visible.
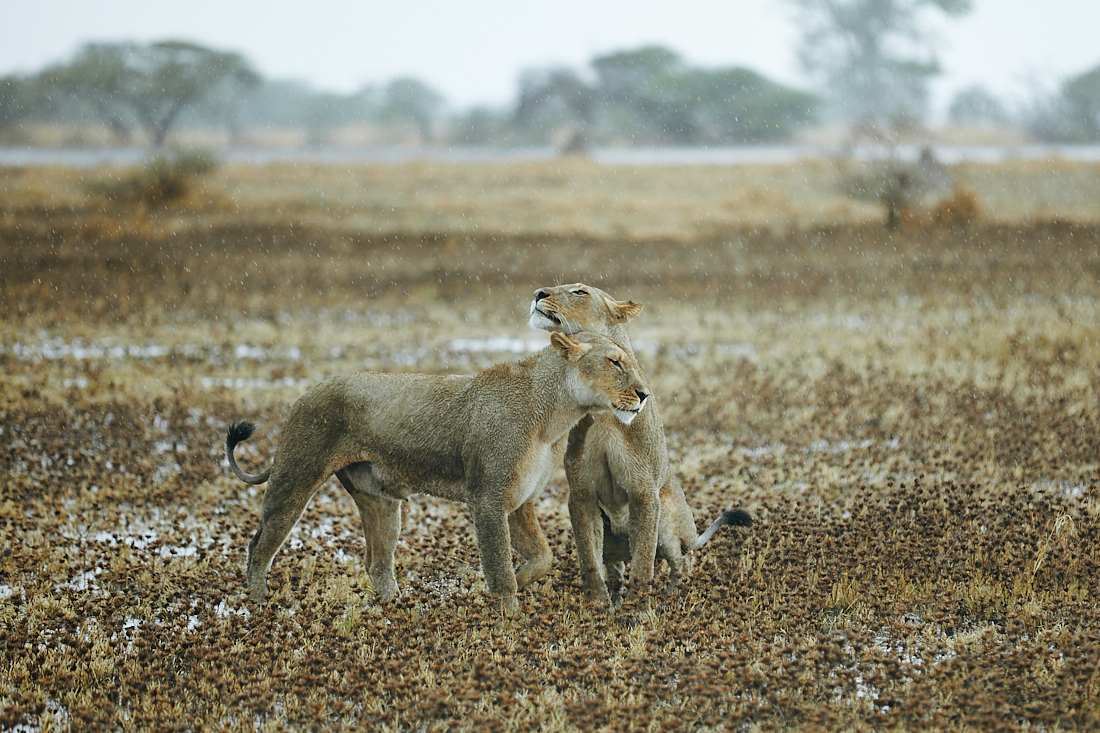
[662,546,689,590]
[247,459,330,602]
[509,500,552,591]
[337,465,403,603]
[336,464,402,602]
[247,487,315,602]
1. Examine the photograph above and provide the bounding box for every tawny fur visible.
[226,331,649,615]
[530,283,752,605]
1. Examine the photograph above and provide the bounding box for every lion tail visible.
[225,421,272,485]
[692,508,753,552]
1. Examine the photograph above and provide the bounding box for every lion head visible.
[530,283,643,336]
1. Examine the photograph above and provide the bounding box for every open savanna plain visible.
[1,158,1100,731]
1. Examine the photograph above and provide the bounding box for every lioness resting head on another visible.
[530,283,752,605]
[226,330,650,614]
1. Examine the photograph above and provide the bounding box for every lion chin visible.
[612,407,641,425]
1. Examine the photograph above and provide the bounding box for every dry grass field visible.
[2,158,1099,731]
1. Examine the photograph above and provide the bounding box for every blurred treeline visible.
[0,41,815,149]
[0,36,1098,149]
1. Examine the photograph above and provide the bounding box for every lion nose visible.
[636,389,649,403]
[534,289,549,301]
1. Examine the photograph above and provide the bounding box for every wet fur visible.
[531,283,752,605]
[225,331,649,614]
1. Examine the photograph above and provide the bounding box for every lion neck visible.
[605,323,633,354]
[567,317,632,355]
[526,347,601,444]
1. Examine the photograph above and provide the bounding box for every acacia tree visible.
[41,40,258,146]
[689,67,819,143]
[41,44,134,141]
[790,0,972,126]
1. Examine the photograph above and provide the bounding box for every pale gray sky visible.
[3,0,1099,118]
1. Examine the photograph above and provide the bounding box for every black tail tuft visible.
[226,421,256,448]
[721,508,753,527]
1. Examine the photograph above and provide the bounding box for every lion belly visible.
[351,461,468,503]
[296,372,472,500]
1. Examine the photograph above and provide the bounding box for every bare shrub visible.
[87,149,218,207]
[931,183,982,228]
[839,147,955,228]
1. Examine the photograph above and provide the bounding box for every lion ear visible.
[550,332,592,362]
[603,297,643,324]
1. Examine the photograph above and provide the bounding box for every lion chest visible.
[578,415,661,528]
[503,439,560,514]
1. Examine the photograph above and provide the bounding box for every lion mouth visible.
[531,302,561,324]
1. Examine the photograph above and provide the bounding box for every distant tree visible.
[588,46,817,144]
[591,46,686,141]
[299,89,367,145]
[681,67,819,143]
[591,46,682,103]
[1021,88,1077,143]
[513,68,596,144]
[40,40,258,146]
[790,0,972,126]
[0,76,29,131]
[1064,63,1100,141]
[187,71,262,143]
[452,106,509,146]
[377,77,444,144]
[40,43,135,142]
[948,85,1010,126]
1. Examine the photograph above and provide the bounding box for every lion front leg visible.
[567,489,611,606]
[509,500,552,591]
[468,498,519,615]
[624,482,660,600]
[564,416,612,606]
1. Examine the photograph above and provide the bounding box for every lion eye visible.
[609,358,622,370]
[571,289,588,296]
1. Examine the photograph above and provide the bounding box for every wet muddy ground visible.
[1,170,1099,730]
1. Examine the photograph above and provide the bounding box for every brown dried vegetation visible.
[1,162,1099,731]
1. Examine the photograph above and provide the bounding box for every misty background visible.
[2,0,1099,151]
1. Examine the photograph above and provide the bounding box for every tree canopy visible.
[513,46,818,145]
[0,76,29,130]
[40,41,258,146]
[376,78,445,144]
[1064,64,1100,141]
[790,0,972,126]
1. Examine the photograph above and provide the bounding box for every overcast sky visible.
[4,0,1099,118]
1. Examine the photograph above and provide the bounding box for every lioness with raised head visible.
[530,284,752,605]
[226,330,650,614]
